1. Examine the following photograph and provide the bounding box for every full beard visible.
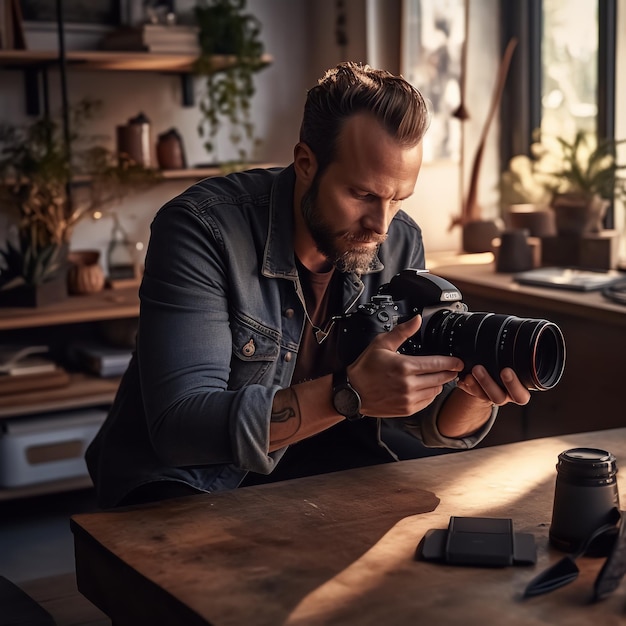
[301,182,386,276]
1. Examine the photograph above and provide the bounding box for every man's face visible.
[300,113,423,274]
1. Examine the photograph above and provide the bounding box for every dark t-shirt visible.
[291,259,341,384]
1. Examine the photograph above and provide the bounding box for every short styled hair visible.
[299,61,431,175]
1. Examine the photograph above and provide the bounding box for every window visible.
[541,0,598,139]
[501,0,617,227]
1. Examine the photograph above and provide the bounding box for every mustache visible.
[344,232,388,245]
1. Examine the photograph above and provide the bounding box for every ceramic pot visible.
[507,204,557,238]
[0,274,68,307]
[494,229,534,273]
[156,128,186,170]
[461,219,502,254]
[68,250,105,295]
[117,112,152,167]
[551,193,609,236]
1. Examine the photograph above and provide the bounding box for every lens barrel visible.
[420,310,566,391]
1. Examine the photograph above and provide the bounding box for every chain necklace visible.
[295,259,337,345]
[302,308,335,344]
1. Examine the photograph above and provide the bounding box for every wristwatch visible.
[332,368,363,421]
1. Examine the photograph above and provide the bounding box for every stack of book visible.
[0,345,70,396]
[101,24,200,54]
[71,343,133,378]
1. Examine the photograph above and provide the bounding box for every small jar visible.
[156,128,186,170]
[495,229,534,273]
[117,112,152,167]
[67,250,106,295]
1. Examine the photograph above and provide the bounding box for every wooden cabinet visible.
[0,48,276,501]
[429,257,626,447]
[0,288,139,501]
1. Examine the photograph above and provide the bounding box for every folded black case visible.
[417,516,536,567]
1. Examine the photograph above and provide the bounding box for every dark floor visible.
[0,488,98,584]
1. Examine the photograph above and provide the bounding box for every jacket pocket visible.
[230,318,280,388]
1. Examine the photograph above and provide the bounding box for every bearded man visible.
[87,62,529,508]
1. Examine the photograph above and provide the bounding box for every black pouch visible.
[416,516,537,567]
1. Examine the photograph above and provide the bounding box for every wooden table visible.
[71,429,626,625]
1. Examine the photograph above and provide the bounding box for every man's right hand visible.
[347,315,464,418]
[270,316,464,452]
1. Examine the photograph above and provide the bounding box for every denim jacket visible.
[86,165,495,508]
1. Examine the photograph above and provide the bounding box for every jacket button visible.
[284,352,292,362]
[242,339,256,357]
[284,308,295,319]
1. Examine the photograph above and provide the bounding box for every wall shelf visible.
[158,162,281,180]
[3,163,281,188]
[0,50,273,112]
[0,373,120,420]
[0,49,272,72]
[0,286,139,331]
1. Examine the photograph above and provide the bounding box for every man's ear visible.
[293,142,318,185]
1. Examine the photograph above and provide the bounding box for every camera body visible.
[334,270,467,366]
[334,269,565,391]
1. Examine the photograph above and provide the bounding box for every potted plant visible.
[192,0,268,167]
[500,153,553,209]
[0,99,159,306]
[525,130,626,235]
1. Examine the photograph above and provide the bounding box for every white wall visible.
[1,0,501,268]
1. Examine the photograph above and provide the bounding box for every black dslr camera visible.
[334,269,565,391]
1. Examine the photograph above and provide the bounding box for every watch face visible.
[334,386,361,418]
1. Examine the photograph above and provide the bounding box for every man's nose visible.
[362,200,392,235]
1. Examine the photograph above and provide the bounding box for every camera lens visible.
[419,310,566,391]
[550,448,620,552]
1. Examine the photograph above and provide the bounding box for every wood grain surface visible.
[72,429,626,625]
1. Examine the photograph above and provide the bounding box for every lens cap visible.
[557,448,618,481]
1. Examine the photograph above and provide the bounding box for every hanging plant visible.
[193,0,268,166]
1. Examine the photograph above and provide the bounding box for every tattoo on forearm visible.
[271,407,296,423]
[270,389,302,445]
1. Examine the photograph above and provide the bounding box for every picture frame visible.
[401,0,467,163]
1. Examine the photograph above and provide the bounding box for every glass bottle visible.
[107,218,137,281]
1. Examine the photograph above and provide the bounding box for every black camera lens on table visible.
[549,447,620,553]
[334,269,566,392]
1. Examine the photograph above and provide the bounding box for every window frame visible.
[500,0,617,227]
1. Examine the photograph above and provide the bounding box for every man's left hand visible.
[456,365,531,407]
